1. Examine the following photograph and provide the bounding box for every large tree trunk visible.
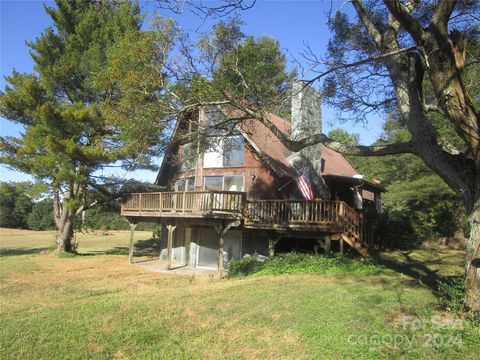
[385,53,479,314]
[346,0,480,315]
[57,215,75,252]
[465,205,480,314]
[53,186,79,253]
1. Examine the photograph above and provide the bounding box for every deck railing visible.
[121,192,363,242]
[245,199,343,227]
[121,191,246,216]
[342,203,362,241]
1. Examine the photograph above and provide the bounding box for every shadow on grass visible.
[0,238,162,258]
[0,247,51,256]
[78,238,162,258]
[370,250,464,300]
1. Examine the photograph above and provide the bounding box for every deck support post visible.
[267,233,281,258]
[324,235,331,256]
[166,224,177,270]
[215,220,241,279]
[268,239,276,258]
[128,222,137,264]
[339,235,344,255]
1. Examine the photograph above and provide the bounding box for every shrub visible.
[436,277,465,312]
[228,257,264,277]
[229,252,385,278]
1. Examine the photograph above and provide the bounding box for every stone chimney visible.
[289,80,329,198]
[291,80,322,141]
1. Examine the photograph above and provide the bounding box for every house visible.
[121,82,383,274]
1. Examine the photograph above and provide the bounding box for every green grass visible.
[0,228,479,359]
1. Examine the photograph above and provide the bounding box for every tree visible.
[0,182,33,229]
[0,1,167,252]
[330,122,462,248]
[318,0,480,313]
[27,199,56,231]
[327,129,360,147]
[155,1,480,313]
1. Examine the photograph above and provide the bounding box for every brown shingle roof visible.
[240,112,359,178]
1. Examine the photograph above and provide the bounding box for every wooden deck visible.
[121,191,245,219]
[121,191,369,256]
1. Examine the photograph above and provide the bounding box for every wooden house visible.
[121,84,383,274]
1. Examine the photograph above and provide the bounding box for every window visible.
[175,179,185,192]
[175,177,195,191]
[186,177,195,191]
[204,176,223,191]
[223,136,244,167]
[202,136,244,168]
[204,108,226,135]
[203,139,223,168]
[180,144,196,172]
[224,175,244,191]
[203,175,244,191]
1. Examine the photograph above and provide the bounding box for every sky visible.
[0,0,385,183]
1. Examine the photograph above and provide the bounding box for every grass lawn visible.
[0,228,478,359]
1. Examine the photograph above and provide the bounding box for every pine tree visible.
[0,0,163,251]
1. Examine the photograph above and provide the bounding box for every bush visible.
[228,257,263,277]
[376,210,418,250]
[437,277,465,312]
[229,252,385,278]
[378,176,459,250]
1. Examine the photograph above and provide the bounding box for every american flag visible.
[296,171,314,200]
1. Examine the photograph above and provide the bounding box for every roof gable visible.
[240,112,359,178]
[155,106,359,184]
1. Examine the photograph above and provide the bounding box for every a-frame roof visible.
[155,107,364,185]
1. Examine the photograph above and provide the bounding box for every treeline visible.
[329,114,468,249]
[0,181,158,231]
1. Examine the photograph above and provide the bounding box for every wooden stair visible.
[341,233,369,257]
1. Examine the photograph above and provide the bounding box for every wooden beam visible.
[324,235,331,256]
[218,228,225,278]
[339,236,344,255]
[166,224,177,270]
[330,233,342,241]
[266,232,282,258]
[128,222,137,264]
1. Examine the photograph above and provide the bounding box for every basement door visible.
[171,226,187,267]
[196,228,242,269]
[197,229,218,268]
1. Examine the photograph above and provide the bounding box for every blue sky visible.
[0,0,384,183]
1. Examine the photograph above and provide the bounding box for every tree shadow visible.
[79,238,162,257]
[371,249,463,295]
[0,247,51,256]
[1,237,163,258]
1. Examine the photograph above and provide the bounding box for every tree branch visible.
[383,0,424,43]
[432,0,458,33]
[223,92,415,156]
[74,200,98,217]
[306,46,417,86]
[424,103,445,116]
[351,0,382,48]
[385,0,420,43]
[322,138,414,156]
